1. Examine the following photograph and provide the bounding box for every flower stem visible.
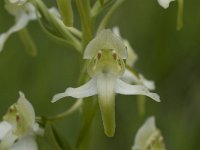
[48,100,83,122]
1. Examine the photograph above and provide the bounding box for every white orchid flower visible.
[0,92,42,150]
[132,116,166,150]
[52,29,160,137]
[112,27,155,91]
[0,0,37,52]
[157,0,175,9]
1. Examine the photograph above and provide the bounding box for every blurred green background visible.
[0,0,200,150]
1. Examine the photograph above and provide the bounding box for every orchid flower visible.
[52,29,160,137]
[0,0,37,52]
[0,92,42,150]
[113,27,155,91]
[157,0,175,9]
[132,116,166,150]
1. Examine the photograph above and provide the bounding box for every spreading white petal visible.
[121,70,155,90]
[121,69,139,84]
[0,13,29,51]
[0,3,37,52]
[138,74,155,90]
[157,0,175,9]
[10,136,38,150]
[52,78,97,102]
[115,79,160,102]
[0,121,12,140]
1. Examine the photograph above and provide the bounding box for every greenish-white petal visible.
[10,136,38,150]
[0,3,37,52]
[97,74,116,137]
[121,69,155,90]
[16,91,35,130]
[115,79,160,102]
[0,13,29,51]
[157,0,175,9]
[138,74,155,90]
[0,130,18,150]
[0,121,12,140]
[112,27,138,66]
[132,116,166,150]
[84,29,127,59]
[52,78,97,103]
[124,39,138,66]
[121,69,139,84]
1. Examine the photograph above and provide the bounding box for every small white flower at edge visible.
[52,29,160,137]
[157,0,175,9]
[132,116,166,150]
[112,27,155,91]
[0,0,37,52]
[0,92,42,150]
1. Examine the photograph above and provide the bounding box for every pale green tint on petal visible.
[14,92,35,135]
[84,29,127,59]
[121,69,155,90]
[0,121,12,140]
[52,78,97,103]
[132,116,166,150]
[10,136,38,150]
[115,79,160,102]
[97,74,116,137]
[157,0,175,9]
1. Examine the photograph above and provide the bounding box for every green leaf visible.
[44,122,74,150]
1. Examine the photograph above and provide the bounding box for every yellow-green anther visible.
[56,0,74,27]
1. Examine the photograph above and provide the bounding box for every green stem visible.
[76,98,98,150]
[34,0,82,51]
[18,28,37,56]
[48,100,83,122]
[177,0,184,30]
[76,0,93,47]
[137,95,146,116]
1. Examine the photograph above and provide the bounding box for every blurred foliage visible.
[0,0,200,150]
